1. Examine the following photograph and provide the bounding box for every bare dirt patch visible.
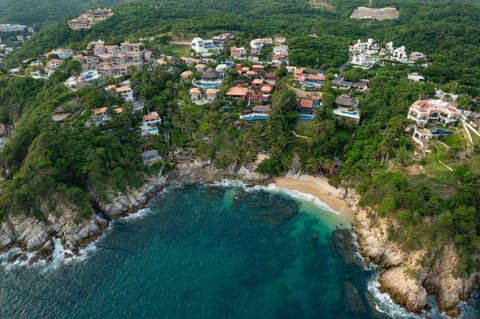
[309,0,335,11]
[350,7,399,20]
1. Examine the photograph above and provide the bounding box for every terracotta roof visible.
[300,99,313,108]
[241,67,250,72]
[252,64,264,70]
[226,86,248,96]
[190,88,201,95]
[206,88,218,95]
[143,113,159,121]
[114,108,123,113]
[261,85,272,92]
[116,86,130,93]
[92,107,108,115]
[246,71,257,76]
[180,70,193,78]
[252,79,264,85]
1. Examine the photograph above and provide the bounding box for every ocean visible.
[0,182,478,319]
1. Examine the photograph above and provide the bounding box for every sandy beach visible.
[274,175,356,222]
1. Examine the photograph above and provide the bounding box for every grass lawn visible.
[294,120,315,138]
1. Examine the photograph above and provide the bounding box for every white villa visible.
[250,38,273,55]
[350,39,425,68]
[141,112,161,136]
[191,37,222,55]
[407,99,460,127]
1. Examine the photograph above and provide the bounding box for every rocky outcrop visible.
[0,162,269,265]
[354,207,477,317]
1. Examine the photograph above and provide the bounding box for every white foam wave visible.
[209,179,341,215]
[120,207,155,222]
[367,275,423,319]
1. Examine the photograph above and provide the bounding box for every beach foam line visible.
[367,275,423,319]
[209,179,342,215]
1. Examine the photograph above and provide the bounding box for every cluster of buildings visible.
[349,38,427,69]
[191,33,235,56]
[229,36,288,65]
[68,8,113,30]
[63,40,152,88]
[0,24,34,33]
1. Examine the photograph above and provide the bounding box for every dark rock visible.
[343,281,366,315]
[64,252,74,259]
[7,253,25,263]
[332,229,357,265]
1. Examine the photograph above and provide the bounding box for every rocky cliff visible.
[0,162,269,265]
[354,207,477,317]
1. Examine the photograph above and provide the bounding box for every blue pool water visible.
[298,114,315,120]
[431,129,453,135]
[241,114,269,120]
[195,81,221,89]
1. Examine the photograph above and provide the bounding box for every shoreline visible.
[274,175,357,223]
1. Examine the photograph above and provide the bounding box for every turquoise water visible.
[0,183,478,319]
[240,114,269,120]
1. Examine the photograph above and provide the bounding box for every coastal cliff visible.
[0,162,269,264]
[354,206,477,316]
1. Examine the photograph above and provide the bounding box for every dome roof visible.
[201,68,220,80]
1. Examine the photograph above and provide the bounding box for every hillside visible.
[0,0,479,316]
[0,0,125,29]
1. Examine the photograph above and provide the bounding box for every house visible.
[264,73,277,85]
[190,88,202,103]
[226,86,249,100]
[299,96,321,114]
[274,36,286,44]
[141,112,161,136]
[51,106,71,122]
[212,33,235,45]
[332,77,368,91]
[230,46,247,60]
[391,46,409,63]
[251,64,265,72]
[407,99,460,127]
[294,67,325,89]
[206,88,218,103]
[350,39,380,55]
[408,73,425,82]
[299,99,314,114]
[251,78,264,88]
[409,52,427,62]
[194,63,207,73]
[250,38,273,55]
[91,107,110,125]
[273,45,288,55]
[334,94,360,124]
[180,70,193,80]
[113,85,134,102]
[142,112,161,125]
[141,150,161,165]
[46,48,73,59]
[201,68,220,81]
[191,37,222,55]
[45,59,64,76]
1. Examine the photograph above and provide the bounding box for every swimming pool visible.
[194,81,221,89]
[431,129,453,135]
[341,110,358,115]
[240,113,269,120]
[298,114,314,120]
